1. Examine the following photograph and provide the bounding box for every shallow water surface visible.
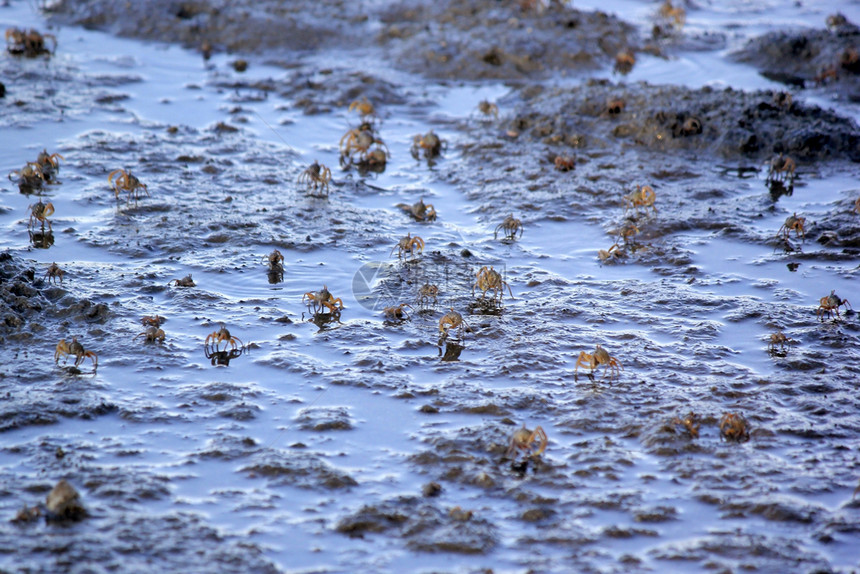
[1,0,860,572]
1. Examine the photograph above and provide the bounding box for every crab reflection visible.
[767,179,794,201]
[438,339,464,362]
[203,343,246,366]
[29,229,54,249]
[303,310,342,330]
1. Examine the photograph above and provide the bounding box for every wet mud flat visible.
[2,0,860,572]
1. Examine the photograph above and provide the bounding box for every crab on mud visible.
[168,274,195,287]
[141,315,166,327]
[598,243,624,262]
[262,249,285,271]
[554,155,575,172]
[348,96,378,122]
[44,262,64,283]
[411,131,447,160]
[624,185,657,215]
[28,200,54,231]
[506,424,548,459]
[302,285,344,315]
[391,233,424,259]
[671,411,699,439]
[768,332,789,354]
[383,303,413,321]
[108,169,149,203]
[473,266,514,302]
[439,308,471,340]
[574,344,622,382]
[776,212,806,241]
[396,198,437,222]
[298,161,332,196]
[205,323,243,351]
[135,325,166,343]
[340,126,389,165]
[719,413,750,443]
[416,283,439,307]
[5,27,56,57]
[494,214,523,240]
[766,154,796,184]
[55,337,98,371]
[477,100,499,120]
[658,0,686,28]
[35,149,63,182]
[614,50,636,74]
[9,162,46,193]
[817,290,851,321]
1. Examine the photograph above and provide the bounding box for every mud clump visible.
[336,497,497,554]
[734,13,860,100]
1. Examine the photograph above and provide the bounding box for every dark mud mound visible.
[45,0,370,54]
[733,13,860,100]
[47,0,637,80]
[376,0,638,80]
[500,80,860,162]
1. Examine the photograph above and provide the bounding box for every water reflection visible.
[304,310,342,330]
[203,344,246,366]
[438,340,464,362]
[29,230,54,249]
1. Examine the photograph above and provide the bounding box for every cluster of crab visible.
[598,184,657,263]
[669,411,751,443]
[5,27,55,57]
[9,148,63,194]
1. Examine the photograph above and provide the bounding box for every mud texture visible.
[734,13,860,100]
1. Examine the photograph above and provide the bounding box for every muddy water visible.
[2,0,860,572]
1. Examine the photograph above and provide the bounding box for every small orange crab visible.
[768,332,789,354]
[205,323,243,351]
[141,315,166,327]
[28,200,54,231]
[391,233,425,259]
[55,337,98,370]
[658,0,686,28]
[506,424,548,459]
[9,162,46,192]
[44,262,64,283]
[474,266,514,302]
[168,274,195,287]
[598,243,624,262]
[298,161,332,196]
[766,155,796,184]
[411,131,447,159]
[671,412,699,439]
[302,285,344,315]
[817,290,851,321]
[417,283,439,307]
[262,249,285,271]
[494,214,523,240]
[719,413,750,443]
[383,303,413,321]
[624,185,657,214]
[5,27,56,57]
[348,96,378,121]
[340,126,389,164]
[439,308,471,339]
[615,50,636,74]
[135,325,166,343]
[854,196,859,215]
[477,100,499,120]
[108,169,149,203]
[575,344,622,381]
[776,212,806,241]
[35,149,63,182]
[554,155,575,172]
[396,198,437,222]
